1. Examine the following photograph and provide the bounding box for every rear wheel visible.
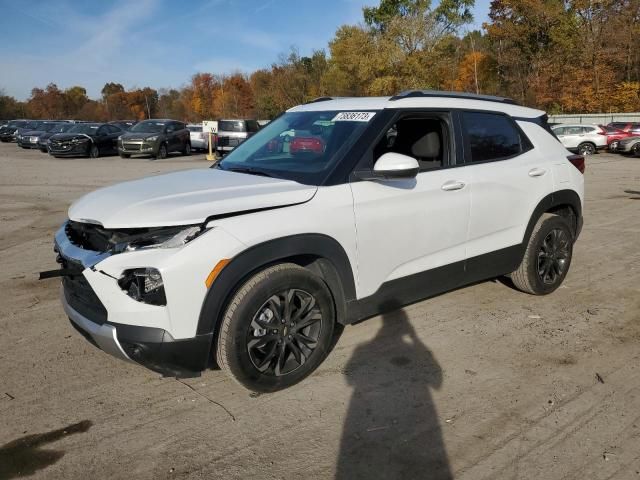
[216,263,335,392]
[511,214,573,295]
[632,143,640,157]
[577,142,596,156]
[183,142,191,156]
[89,144,100,158]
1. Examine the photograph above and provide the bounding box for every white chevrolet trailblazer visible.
[46,91,584,392]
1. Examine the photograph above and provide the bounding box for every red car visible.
[601,125,634,149]
[290,136,325,155]
[607,122,640,134]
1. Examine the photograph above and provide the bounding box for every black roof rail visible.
[389,90,518,105]
[307,96,335,104]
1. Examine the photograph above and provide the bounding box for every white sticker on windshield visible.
[331,112,376,122]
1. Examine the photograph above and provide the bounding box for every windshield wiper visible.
[223,166,277,178]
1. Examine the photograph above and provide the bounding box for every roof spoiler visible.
[389,90,518,105]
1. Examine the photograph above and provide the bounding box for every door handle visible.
[441,180,466,191]
[528,168,547,177]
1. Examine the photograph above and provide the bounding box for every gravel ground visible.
[0,143,639,480]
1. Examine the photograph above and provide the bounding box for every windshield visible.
[51,123,73,133]
[8,120,27,128]
[68,124,100,134]
[217,110,377,185]
[130,121,165,133]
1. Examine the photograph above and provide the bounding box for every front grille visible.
[50,140,73,151]
[122,142,142,151]
[63,274,108,325]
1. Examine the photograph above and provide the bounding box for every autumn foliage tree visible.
[3,0,640,121]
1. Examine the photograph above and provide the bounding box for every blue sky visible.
[0,0,491,100]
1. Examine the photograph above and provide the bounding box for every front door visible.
[350,113,471,299]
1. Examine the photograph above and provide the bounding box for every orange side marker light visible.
[205,259,230,288]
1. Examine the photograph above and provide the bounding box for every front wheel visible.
[89,144,100,158]
[216,263,335,392]
[511,214,573,295]
[183,142,191,156]
[155,143,167,159]
[632,143,640,157]
[577,142,596,156]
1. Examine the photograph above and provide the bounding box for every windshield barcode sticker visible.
[331,112,376,122]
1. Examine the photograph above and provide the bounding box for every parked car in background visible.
[109,120,137,131]
[614,135,640,156]
[17,121,67,149]
[48,122,124,158]
[118,119,191,159]
[601,125,634,151]
[187,124,208,151]
[551,124,607,155]
[0,120,31,142]
[607,122,640,135]
[216,119,260,154]
[38,123,75,152]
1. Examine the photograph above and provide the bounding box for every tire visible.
[40,148,47,153]
[632,143,640,157]
[511,213,573,295]
[577,142,596,156]
[183,142,191,156]
[155,143,167,159]
[216,263,335,392]
[89,144,100,158]
[119,153,130,159]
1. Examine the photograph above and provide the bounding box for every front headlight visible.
[115,225,205,253]
[146,135,159,142]
[71,137,90,144]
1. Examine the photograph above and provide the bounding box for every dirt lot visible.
[0,142,638,480]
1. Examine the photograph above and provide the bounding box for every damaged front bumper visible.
[52,222,212,377]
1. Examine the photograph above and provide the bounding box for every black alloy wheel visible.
[537,228,570,285]
[184,142,191,156]
[632,143,640,157]
[89,144,100,158]
[247,289,322,377]
[156,143,168,159]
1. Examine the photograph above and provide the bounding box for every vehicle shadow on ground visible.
[335,304,452,480]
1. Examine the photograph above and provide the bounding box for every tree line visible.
[1,0,639,122]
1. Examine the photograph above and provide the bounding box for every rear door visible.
[459,111,554,271]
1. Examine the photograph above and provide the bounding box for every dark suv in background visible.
[118,119,191,159]
[216,119,260,155]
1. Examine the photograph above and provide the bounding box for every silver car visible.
[187,124,209,151]
[614,136,640,156]
[216,119,260,154]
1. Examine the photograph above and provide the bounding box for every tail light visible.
[597,127,607,135]
[567,154,585,174]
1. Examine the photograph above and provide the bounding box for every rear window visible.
[188,126,202,132]
[219,120,246,133]
[461,112,525,162]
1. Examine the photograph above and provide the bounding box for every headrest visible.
[411,132,440,158]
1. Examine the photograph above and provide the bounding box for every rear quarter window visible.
[219,121,247,133]
[461,112,529,163]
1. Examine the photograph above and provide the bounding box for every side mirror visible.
[372,152,419,179]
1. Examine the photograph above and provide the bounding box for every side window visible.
[373,116,447,171]
[97,126,107,136]
[553,127,566,135]
[461,112,526,163]
[166,123,175,133]
[107,125,120,134]
[247,120,259,133]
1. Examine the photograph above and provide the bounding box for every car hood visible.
[50,133,95,142]
[120,132,159,141]
[68,168,317,228]
[22,129,46,136]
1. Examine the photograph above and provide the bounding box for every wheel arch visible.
[524,189,582,243]
[197,234,357,339]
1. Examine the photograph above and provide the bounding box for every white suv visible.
[47,91,585,392]
[552,124,607,155]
